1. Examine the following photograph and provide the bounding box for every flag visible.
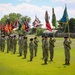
[52,8,58,28]
[46,22,52,31]
[4,23,10,34]
[22,19,29,32]
[45,11,52,32]
[13,20,21,30]
[8,22,13,32]
[59,5,69,23]
[33,16,40,27]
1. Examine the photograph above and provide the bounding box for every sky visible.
[0,0,75,28]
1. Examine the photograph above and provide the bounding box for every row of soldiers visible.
[0,34,39,61]
[0,34,72,65]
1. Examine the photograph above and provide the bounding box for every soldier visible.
[10,35,13,51]
[23,36,28,58]
[13,35,17,54]
[0,36,1,51]
[1,35,5,52]
[34,37,39,56]
[18,34,22,56]
[7,35,11,53]
[43,36,48,64]
[63,36,72,65]
[41,35,45,59]
[29,38,34,61]
[49,35,56,61]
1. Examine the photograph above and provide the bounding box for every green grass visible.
[0,37,75,75]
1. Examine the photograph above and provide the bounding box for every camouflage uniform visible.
[18,34,22,56]
[23,37,28,58]
[63,37,72,65]
[42,36,45,59]
[49,36,56,61]
[7,35,11,53]
[34,37,39,56]
[43,37,48,64]
[10,36,13,51]
[13,35,17,54]
[0,37,1,50]
[29,38,34,61]
[1,36,5,52]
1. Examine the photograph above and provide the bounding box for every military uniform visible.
[13,35,17,54]
[18,34,22,56]
[29,38,34,61]
[49,36,56,61]
[43,36,48,64]
[7,35,11,53]
[23,36,28,58]
[63,37,72,65]
[34,37,39,56]
[42,36,45,59]
[1,35,5,52]
[0,37,1,50]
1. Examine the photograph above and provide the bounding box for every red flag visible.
[8,22,13,32]
[45,11,52,32]
[46,22,52,32]
[4,24,10,34]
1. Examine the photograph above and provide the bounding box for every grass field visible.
[0,37,75,75]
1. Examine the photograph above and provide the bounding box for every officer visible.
[29,38,34,61]
[34,37,39,56]
[63,36,72,65]
[49,35,56,61]
[23,36,28,58]
[13,35,17,54]
[43,36,48,64]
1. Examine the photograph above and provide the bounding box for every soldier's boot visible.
[67,60,70,65]
[45,59,47,64]
[65,59,68,65]
[50,58,53,61]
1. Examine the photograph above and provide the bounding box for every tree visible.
[69,18,75,33]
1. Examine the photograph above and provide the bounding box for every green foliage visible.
[0,38,75,75]
[36,28,44,36]
[0,13,31,25]
[69,18,75,33]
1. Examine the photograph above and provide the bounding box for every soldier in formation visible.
[23,36,28,58]
[41,35,45,59]
[1,35,5,52]
[43,36,48,64]
[34,37,39,57]
[13,35,17,54]
[29,38,34,61]
[63,36,72,65]
[49,35,56,61]
[18,34,22,56]
[7,35,11,53]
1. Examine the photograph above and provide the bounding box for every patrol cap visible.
[64,36,69,38]
[34,37,37,39]
[14,35,16,37]
[19,34,21,36]
[45,36,47,38]
[30,38,33,41]
[24,36,27,39]
[50,35,53,37]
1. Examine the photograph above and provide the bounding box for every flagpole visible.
[67,21,70,39]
